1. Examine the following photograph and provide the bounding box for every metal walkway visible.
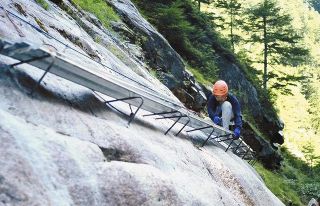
[0,38,256,163]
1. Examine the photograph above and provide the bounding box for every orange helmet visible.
[212,80,228,96]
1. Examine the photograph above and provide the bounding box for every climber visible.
[207,80,242,139]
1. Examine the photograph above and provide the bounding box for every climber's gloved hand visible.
[213,116,221,125]
[233,127,241,139]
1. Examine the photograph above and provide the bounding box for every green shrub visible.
[132,0,221,80]
[278,147,320,203]
[35,0,49,10]
[300,183,320,200]
[71,0,119,29]
[254,163,303,205]
[187,66,212,86]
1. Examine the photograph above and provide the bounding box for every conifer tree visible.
[302,141,320,175]
[244,0,309,90]
[196,0,213,11]
[214,0,242,51]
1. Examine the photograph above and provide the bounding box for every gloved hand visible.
[213,116,221,125]
[233,127,241,139]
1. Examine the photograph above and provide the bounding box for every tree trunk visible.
[263,15,268,90]
[198,0,201,10]
[230,4,234,52]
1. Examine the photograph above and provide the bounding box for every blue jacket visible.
[207,93,242,129]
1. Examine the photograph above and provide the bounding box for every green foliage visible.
[275,77,320,159]
[268,70,307,95]
[301,183,320,199]
[307,91,320,133]
[35,0,49,10]
[213,0,243,51]
[71,0,119,29]
[149,69,158,79]
[235,50,280,122]
[152,1,196,57]
[148,69,168,84]
[254,162,303,205]
[132,0,222,81]
[302,141,320,174]
[301,68,320,133]
[243,0,309,90]
[281,147,320,202]
[187,66,213,86]
[252,147,320,205]
[281,147,309,176]
[196,0,214,10]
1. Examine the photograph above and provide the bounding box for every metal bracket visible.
[143,111,179,117]
[9,54,55,95]
[249,158,258,166]
[185,123,217,147]
[201,132,232,147]
[241,149,250,159]
[164,112,187,135]
[175,116,190,136]
[251,161,256,166]
[219,139,242,152]
[156,115,184,119]
[231,142,257,162]
[233,140,243,152]
[144,111,189,135]
[30,56,56,95]
[187,125,233,148]
[200,128,216,147]
[93,91,144,125]
[225,139,235,152]
[246,151,257,165]
[186,126,212,132]
[105,96,144,125]
[240,150,256,163]
[10,54,51,68]
[186,124,255,160]
[215,136,234,143]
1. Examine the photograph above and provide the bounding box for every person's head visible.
[212,80,228,102]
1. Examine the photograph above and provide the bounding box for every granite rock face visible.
[108,0,208,111]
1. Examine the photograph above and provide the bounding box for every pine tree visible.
[213,0,242,52]
[195,0,214,11]
[244,0,309,90]
[302,141,320,176]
